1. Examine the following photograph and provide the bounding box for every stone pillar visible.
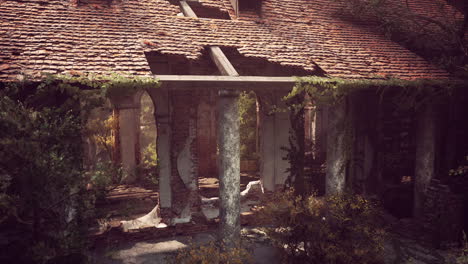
[147,87,172,209]
[414,103,440,218]
[326,97,347,195]
[348,91,379,195]
[257,90,292,192]
[112,93,142,184]
[218,89,240,247]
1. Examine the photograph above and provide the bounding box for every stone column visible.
[112,93,142,184]
[147,87,172,209]
[414,103,440,218]
[218,89,240,248]
[348,91,379,195]
[326,97,347,195]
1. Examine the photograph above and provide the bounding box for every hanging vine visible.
[280,76,467,196]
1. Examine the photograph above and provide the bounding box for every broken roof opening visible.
[187,2,231,20]
[76,0,115,7]
[238,0,262,15]
[146,47,318,77]
[220,47,318,77]
[145,51,219,75]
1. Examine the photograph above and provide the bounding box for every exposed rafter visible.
[156,75,295,83]
[179,0,239,77]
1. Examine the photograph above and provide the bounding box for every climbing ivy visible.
[281,76,467,195]
[288,76,467,108]
[0,72,160,263]
[52,72,160,98]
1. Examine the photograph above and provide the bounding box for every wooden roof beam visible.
[179,1,239,77]
[155,75,295,83]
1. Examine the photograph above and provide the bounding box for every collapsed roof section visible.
[0,0,453,81]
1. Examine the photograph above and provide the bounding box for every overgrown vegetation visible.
[173,241,252,264]
[0,73,159,263]
[239,91,258,161]
[260,190,386,264]
[334,0,468,77]
[0,77,99,263]
[138,92,158,186]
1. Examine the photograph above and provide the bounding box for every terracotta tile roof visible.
[0,0,453,81]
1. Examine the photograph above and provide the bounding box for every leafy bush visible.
[173,241,252,264]
[85,114,117,162]
[239,91,258,161]
[0,79,100,263]
[260,190,386,264]
[88,161,123,201]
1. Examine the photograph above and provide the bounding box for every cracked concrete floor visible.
[88,228,280,264]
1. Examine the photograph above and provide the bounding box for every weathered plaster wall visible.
[111,93,142,184]
[197,90,218,178]
[169,89,200,221]
[147,87,172,210]
[257,90,292,192]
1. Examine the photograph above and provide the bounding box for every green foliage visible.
[260,190,386,264]
[239,91,258,161]
[334,0,468,76]
[0,78,99,263]
[88,161,124,201]
[54,72,160,98]
[0,72,160,263]
[281,92,307,196]
[291,76,467,111]
[173,241,253,264]
[142,142,158,168]
[138,92,158,185]
[138,142,159,186]
[86,113,118,162]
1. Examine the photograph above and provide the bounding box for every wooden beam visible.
[209,46,239,76]
[180,1,198,18]
[155,75,295,83]
[179,0,239,77]
[230,0,238,16]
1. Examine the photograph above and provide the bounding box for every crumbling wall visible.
[169,90,201,222]
[197,90,218,178]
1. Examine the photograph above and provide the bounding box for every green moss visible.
[52,72,160,98]
[289,76,467,107]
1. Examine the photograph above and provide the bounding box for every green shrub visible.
[0,79,99,263]
[173,241,252,264]
[88,161,123,201]
[260,190,386,264]
[239,91,258,161]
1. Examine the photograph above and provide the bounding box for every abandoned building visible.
[1,0,467,248]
